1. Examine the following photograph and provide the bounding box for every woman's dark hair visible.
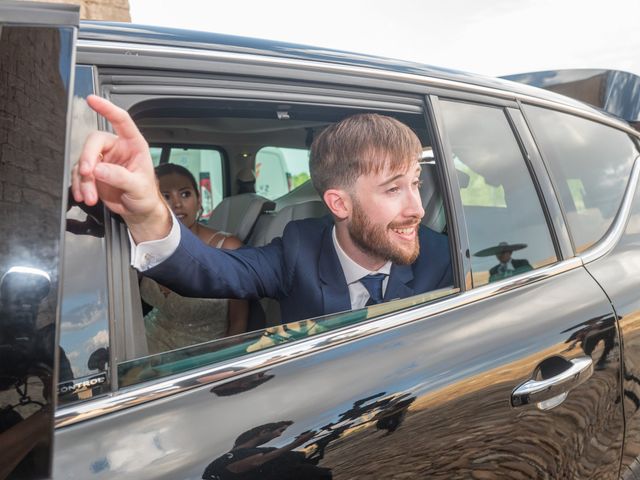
[154,163,199,196]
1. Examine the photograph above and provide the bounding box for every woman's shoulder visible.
[198,225,243,249]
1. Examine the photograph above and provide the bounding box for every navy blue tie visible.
[360,273,386,306]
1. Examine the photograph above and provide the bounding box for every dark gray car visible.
[2,2,640,479]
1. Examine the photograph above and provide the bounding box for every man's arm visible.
[72,96,292,301]
[145,222,288,301]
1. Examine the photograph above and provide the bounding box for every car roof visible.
[77,21,612,121]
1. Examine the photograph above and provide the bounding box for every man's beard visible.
[349,198,420,265]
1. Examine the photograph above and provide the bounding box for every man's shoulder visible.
[282,215,333,239]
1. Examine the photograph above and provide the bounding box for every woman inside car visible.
[140,163,248,353]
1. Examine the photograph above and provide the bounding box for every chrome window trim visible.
[55,255,581,428]
[580,155,640,264]
[77,39,640,138]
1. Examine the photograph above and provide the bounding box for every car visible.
[2,2,640,479]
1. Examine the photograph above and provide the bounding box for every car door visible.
[0,2,78,478]
[519,103,640,478]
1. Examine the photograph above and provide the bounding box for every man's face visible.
[497,251,512,263]
[348,161,424,265]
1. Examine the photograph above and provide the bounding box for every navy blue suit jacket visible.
[146,216,452,324]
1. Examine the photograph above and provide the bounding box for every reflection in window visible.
[440,100,557,287]
[58,65,110,405]
[524,105,639,252]
[455,157,506,207]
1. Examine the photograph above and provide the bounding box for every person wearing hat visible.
[475,241,533,283]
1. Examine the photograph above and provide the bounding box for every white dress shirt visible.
[331,227,391,309]
[497,260,515,273]
[130,211,181,271]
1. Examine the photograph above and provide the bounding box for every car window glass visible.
[149,146,162,165]
[524,105,639,252]
[439,100,557,287]
[151,146,225,220]
[58,65,111,405]
[255,147,310,200]
[119,286,457,388]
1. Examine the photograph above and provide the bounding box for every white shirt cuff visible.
[129,211,181,271]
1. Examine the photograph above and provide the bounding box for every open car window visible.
[112,99,458,389]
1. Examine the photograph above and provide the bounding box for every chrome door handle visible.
[511,356,593,410]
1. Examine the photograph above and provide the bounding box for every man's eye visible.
[387,186,400,194]
[413,180,423,189]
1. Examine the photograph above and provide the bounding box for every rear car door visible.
[0,2,78,478]
[419,94,624,477]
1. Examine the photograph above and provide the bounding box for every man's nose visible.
[406,189,425,219]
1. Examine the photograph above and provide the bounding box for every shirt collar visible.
[332,226,392,285]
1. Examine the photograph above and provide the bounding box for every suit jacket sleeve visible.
[144,222,299,301]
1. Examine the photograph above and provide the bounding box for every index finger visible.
[86,94,143,142]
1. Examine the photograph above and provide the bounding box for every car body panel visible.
[582,165,640,478]
[0,15,636,480]
[53,263,622,479]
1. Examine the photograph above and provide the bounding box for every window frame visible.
[113,97,459,386]
[519,101,640,256]
[430,93,564,289]
[58,64,115,406]
[52,70,467,415]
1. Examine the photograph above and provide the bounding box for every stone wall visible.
[37,0,131,22]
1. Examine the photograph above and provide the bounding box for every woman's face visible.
[159,172,200,228]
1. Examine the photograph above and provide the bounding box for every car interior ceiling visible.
[132,98,430,146]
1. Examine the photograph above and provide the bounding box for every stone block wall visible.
[37,0,131,22]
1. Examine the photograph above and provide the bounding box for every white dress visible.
[140,231,231,354]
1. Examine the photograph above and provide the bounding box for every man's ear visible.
[323,188,351,220]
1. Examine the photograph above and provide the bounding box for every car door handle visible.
[511,356,593,410]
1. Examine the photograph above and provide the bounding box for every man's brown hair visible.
[309,113,422,195]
